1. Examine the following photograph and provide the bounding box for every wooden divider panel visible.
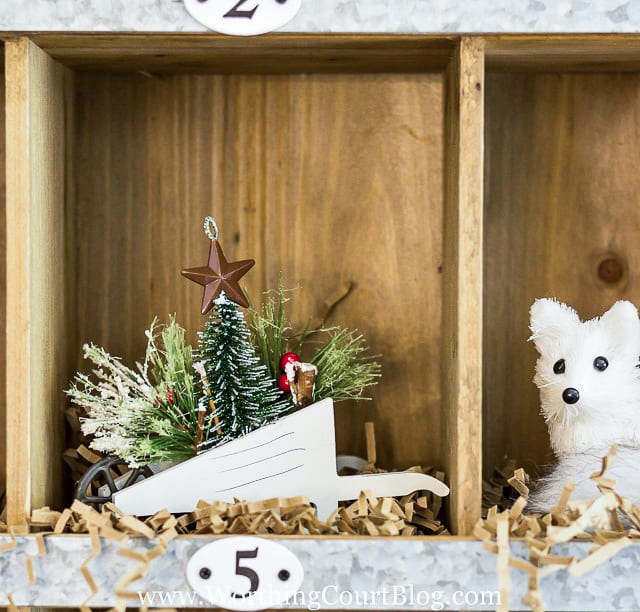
[443,37,485,535]
[5,38,73,524]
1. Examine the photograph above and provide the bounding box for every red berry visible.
[279,352,300,372]
[278,373,291,393]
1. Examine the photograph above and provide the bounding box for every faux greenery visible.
[67,316,200,467]
[69,280,381,469]
[247,275,295,380]
[247,279,381,402]
[247,275,322,380]
[142,316,201,460]
[311,328,381,402]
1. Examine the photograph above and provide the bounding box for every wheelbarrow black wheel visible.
[74,456,153,507]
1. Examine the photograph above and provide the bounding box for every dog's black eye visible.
[199,567,212,580]
[594,356,609,371]
[553,359,565,374]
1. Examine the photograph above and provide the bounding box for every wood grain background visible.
[484,72,640,476]
[73,71,445,471]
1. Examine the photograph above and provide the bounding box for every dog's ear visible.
[599,301,640,352]
[529,298,580,353]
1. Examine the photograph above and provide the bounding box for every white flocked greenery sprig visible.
[67,316,201,467]
[67,342,157,467]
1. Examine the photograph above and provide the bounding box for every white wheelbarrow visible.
[81,398,448,520]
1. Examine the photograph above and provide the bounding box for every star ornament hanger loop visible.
[181,220,255,314]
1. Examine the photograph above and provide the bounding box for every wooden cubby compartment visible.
[483,44,640,480]
[2,35,483,535]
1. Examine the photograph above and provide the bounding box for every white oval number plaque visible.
[186,537,305,611]
[183,0,302,36]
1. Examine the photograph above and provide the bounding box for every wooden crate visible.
[2,33,638,539]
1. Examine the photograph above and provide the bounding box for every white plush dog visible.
[527,298,640,512]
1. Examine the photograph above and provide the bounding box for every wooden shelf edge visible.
[2,32,458,73]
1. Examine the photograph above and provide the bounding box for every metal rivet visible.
[200,567,212,580]
[278,569,291,581]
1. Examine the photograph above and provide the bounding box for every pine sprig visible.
[311,328,381,402]
[247,275,300,379]
[247,278,381,403]
[145,315,198,426]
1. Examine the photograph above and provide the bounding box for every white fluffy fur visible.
[528,299,640,512]
[528,445,640,513]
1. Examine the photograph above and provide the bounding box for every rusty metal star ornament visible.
[182,222,255,313]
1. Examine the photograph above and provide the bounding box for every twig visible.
[304,280,355,335]
[194,362,222,440]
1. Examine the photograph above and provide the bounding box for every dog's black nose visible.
[562,388,580,404]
